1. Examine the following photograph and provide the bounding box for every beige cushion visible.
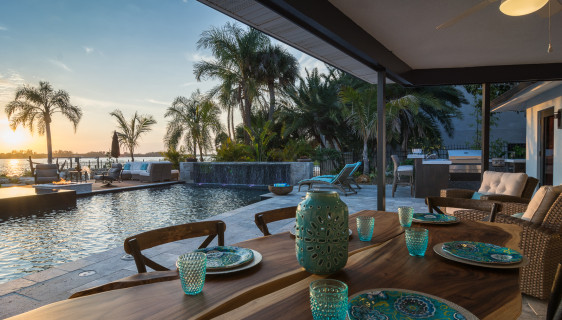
[478,171,528,197]
[522,185,562,223]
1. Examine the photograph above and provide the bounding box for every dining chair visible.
[426,197,499,222]
[124,220,226,273]
[254,206,297,236]
[547,263,562,320]
[391,155,413,197]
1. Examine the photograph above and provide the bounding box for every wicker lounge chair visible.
[298,163,358,196]
[315,161,362,190]
[432,190,562,300]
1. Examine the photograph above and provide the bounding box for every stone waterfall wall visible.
[179,162,313,186]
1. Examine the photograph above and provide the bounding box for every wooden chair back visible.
[547,263,562,320]
[391,155,399,174]
[255,206,298,236]
[124,220,226,273]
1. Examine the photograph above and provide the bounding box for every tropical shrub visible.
[215,139,254,161]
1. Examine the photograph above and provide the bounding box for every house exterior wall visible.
[524,91,562,185]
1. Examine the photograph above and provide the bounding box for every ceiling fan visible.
[436,0,562,30]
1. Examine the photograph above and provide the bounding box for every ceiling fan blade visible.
[537,0,562,18]
[436,0,499,30]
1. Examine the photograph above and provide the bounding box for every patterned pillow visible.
[123,163,131,170]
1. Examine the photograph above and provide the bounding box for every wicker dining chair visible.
[547,263,562,320]
[443,193,562,300]
[254,206,297,236]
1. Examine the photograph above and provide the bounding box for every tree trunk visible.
[227,106,232,139]
[401,132,409,156]
[267,81,275,121]
[198,144,204,162]
[130,146,135,162]
[45,121,53,164]
[243,95,252,144]
[193,137,198,160]
[362,139,369,175]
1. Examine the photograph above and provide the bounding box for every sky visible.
[0,0,327,154]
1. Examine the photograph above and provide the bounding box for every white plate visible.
[206,249,262,275]
[433,243,529,269]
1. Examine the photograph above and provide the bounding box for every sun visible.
[2,128,29,147]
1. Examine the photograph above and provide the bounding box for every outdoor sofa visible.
[121,161,172,182]
[34,164,59,184]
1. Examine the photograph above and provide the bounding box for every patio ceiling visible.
[198,0,562,86]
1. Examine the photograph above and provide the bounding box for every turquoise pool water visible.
[0,184,264,284]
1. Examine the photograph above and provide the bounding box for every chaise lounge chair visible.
[298,163,358,196]
[315,161,362,190]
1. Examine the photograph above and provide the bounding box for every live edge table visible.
[9,211,523,320]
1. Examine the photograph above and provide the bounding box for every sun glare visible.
[2,128,29,147]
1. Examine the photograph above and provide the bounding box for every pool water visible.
[0,184,264,284]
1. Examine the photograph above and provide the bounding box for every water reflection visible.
[0,184,264,283]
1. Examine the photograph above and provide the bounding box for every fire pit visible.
[33,179,93,195]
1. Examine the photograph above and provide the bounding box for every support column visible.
[481,83,490,179]
[377,71,386,211]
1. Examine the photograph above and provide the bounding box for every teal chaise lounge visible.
[298,163,359,196]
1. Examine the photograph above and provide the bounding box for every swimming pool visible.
[0,184,264,284]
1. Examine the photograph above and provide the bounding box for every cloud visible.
[0,71,25,105]
[186,52,213,63]
[0,26,7,31]
[297,52,328,76]
[146,99,170,106]
[180,81,197,87]
[49,59,73,72]
[83,46,94,54]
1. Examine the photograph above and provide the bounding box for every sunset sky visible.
[0,0,326,154]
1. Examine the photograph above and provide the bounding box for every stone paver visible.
[0,184,547,319]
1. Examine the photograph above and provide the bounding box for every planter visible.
[297,158,312,162]
[295,190,349,274]
[268,185,293,195]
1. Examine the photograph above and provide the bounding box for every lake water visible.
[0,184,264,284]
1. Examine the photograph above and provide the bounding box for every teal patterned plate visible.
[412,213,459,224]
[194,246,254,270]
[348,288,477,320]
[442,241,522,264]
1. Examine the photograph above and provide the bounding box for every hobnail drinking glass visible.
[405,227,429,257]
[309,279,348,320]
[177,252,207,295]
[356,216,375,241]
[398,206,414,227]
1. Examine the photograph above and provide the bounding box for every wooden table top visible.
[9,211,522,320]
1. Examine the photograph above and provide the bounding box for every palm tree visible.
[340,85,419,175]
[165,90,223,162]
[194,22,269,143]
[5,81,82,164]
[110,109,156,162]
[256,44,299,121]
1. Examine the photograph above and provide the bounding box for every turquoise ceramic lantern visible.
[295,190,349,274]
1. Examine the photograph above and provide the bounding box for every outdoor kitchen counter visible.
[414,159,451,198]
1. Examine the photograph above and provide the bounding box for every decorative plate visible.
[206,250,262,275]
[442,241,522,264]
[433,244,528,269]
[289,225,352,238]
[348,288,477,320]
[412,213,459,224]
[194,246,254,270]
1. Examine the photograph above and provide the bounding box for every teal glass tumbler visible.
[405,227,429,257]
[309,279,348,320]
[356,216,375,241]
[398,206,414,227]
[177,252,207,295]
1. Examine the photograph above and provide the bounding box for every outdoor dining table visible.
[8,210,523,320]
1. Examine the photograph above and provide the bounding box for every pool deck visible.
[0,184,547,319]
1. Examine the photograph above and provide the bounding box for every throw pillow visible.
[522,185,562,223]
[140,163,149,170]
[123,163,131,170]
[478,171,528,197]
[511,212,525,219]
[471,192,483,200]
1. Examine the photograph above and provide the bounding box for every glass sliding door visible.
[541,109,554,186]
